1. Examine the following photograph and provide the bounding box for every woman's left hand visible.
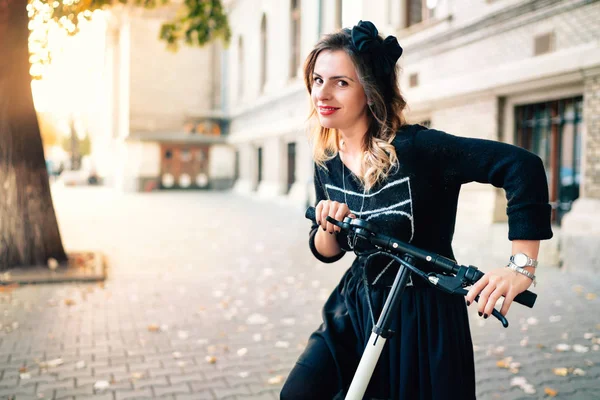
[465,266,534,318]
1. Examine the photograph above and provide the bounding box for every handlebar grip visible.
[468,267,536,308]
[514,290,537,308]
[305,207,316,222]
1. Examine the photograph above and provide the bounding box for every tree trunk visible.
[0,0,67,271]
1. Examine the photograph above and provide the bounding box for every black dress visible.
[281,124,553,400]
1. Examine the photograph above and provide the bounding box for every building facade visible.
[99,0,600,269]
[222,0,600,269]
[98,5,235,193]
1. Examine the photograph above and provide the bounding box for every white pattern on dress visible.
[325,177,415,243]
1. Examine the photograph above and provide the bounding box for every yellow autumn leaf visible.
[147,324,160,332]
[544,387,558,397]
[553,368,568,376]
[585,293,597,300]
[268,375,285,385]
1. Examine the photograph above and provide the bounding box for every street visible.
[0,187,598,399]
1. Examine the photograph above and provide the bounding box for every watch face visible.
[513,253,528,267]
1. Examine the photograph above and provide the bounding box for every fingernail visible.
[483,314,488,319]
[466,300,470,306]
[478,312,482,317]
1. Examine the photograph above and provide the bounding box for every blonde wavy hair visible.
[304,28,407,190]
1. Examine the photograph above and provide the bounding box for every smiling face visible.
[310,50,369,134]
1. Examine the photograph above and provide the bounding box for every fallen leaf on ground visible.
[47,258,59,270]
[0,283,19,293]
[553,368,568,376]
[94,381,110,390]
[147,324,160,332]
[177,331,189,340]
[573,344,589,353]
[573,368,586,376]
[268,375,285,385]
[247,313,268,325]
[38,359,63,368]
[130,372,144,380]
[275,341,290,348]
[19,367,27,373]
[75,361,86,369]
[237,348,248,356]
[549,315,561,323]
[239,371,250,378]
[555,344,570,352]
[573,285,584,293]
[544,388,558,397]
[20,373,31,380]
[205,356,217,364]
[64,299,76,306]
[172,352,182,359]
[496,357,512,369]
[526,317,538,325]
[585,293,597,300]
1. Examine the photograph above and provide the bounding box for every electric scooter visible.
[305,207,537,400]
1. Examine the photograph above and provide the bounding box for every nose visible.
[315,83,332,101]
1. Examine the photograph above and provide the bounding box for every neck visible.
[339,128,367,157]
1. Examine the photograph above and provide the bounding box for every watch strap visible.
[506,262,537,287]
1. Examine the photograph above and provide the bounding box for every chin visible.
[318,118,338,130]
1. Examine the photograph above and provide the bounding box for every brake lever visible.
[427,274,509,328]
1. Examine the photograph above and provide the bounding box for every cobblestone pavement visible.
[0,187,598,400]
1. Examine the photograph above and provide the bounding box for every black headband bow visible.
[350,20,403,77]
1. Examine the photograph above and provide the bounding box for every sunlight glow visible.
[30,10,107,114]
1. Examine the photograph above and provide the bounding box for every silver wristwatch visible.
[506,262,537,286]
[510,253,538,268]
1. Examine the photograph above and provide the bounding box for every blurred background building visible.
[92,0,599,269]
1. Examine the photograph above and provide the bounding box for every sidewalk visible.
[0,187,597,399]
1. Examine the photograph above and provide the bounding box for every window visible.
[290,0,301,79]
[260,14,268,93]
[238,36,244,98]
[534,32,555,56]
[514,96,583,224]
[406,0,437,27]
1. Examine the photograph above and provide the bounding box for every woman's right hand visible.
[315,200,356,234]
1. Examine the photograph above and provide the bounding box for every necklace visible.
[342,156,367,250]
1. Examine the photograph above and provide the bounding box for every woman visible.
[280,21,553,399]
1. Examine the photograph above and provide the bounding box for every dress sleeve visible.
[308,164,346,263]
[414,128,553,241]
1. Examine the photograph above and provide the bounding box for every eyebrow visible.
[313,72,355,82]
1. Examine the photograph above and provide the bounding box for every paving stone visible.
[37,378,76,393]
[3,191,600,400]
[131,376,168,390]
[114,388,153,400]
[77,394,115,400]
[174,392,215,400]
[152,383,192,397]
[212,385,251,399]
[54,385,95,399]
